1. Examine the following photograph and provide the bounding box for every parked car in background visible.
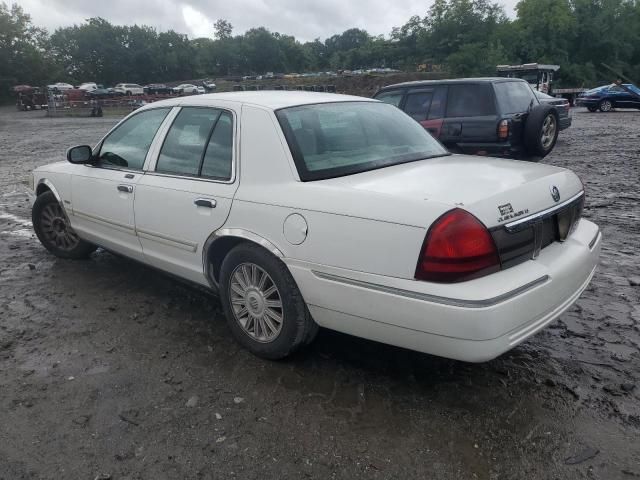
[114,83,144,96]
[47,82,74,92]
[173,83,199,94]
[203,79,217,92]
[77,82,98,92]
[535,91,571,130]
[374,78,560,160]
[197,86,206,94]
[576,83,640,112]
[88,87,118,98]
[30,91,600,362]
[144,83,173,95]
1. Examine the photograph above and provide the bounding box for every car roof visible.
[141,91,375,110]
[378,77,526,90]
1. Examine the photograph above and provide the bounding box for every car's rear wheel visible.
[219,243,318,359]
[523,104,559,158]
[32,191,97,259]
[599,99,613,112]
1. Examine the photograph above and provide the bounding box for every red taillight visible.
[415,209,500,283]
[498,119,509,141]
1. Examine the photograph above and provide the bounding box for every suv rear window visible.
[494,81,537,114]
[446,84,496,117]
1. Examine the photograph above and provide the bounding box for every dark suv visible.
[373,78,559,160]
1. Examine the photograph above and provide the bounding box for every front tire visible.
[219,243,318,359]
[32,191,96,259]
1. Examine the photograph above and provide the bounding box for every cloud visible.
[15,0,518,42]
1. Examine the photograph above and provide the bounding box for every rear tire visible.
[599,99,612,112]
[32,191,96,259]
[219,243,318,359]
[523,104,559,158]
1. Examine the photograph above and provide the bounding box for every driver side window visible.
[98,108,170,169]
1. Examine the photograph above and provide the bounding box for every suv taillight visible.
[415,209,500,283]
[497,119,509,141]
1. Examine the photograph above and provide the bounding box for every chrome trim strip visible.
[588,229,601,250]
[201,228,284,290]
[73,209,135,234]
[505,191,584,230]
[311,271,550,308]
[136,227,198,252]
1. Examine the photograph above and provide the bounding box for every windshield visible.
[276,101,449,181]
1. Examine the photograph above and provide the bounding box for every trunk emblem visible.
[550,186,560,202]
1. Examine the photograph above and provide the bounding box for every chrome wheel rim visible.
[541,114,557,149]
[601,101,612,112]
[40,203,80,251]
[229,263,283,343]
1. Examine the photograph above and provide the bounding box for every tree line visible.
[1,0,640,99]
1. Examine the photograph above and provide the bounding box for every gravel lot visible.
[0,106,639,479]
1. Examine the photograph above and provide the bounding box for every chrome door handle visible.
[194,198,216,208]
[117,184,133,193]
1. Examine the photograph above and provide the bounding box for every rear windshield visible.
[494,81,537,114]
[276,101,449,181]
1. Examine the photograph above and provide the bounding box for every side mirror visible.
[66,145,93,164]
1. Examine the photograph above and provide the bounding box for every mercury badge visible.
[550,185,560,202]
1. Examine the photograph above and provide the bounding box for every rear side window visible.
[157,107,233,179]
[404,91,433,121]
[375,90,404,107]
[494,81,537,114]
[446,84,496,117]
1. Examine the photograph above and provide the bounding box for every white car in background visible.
[30,92,601,362]
[77,82,98,92]
[173,83,199,94]
[47,82,74,91]
[113,83,144,96]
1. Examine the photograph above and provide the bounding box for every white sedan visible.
[30,92,601,361]
[173,84,199,95]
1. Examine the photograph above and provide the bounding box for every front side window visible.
[446,83,496,117]
[494,81,538,114]
[156,107,233,179]
[98,107,170,169]
[276,101,449,181]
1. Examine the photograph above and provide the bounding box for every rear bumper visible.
[452,141,526,158]
[288,219,601,362]
[559,115,572,130]
[575,98,599,108]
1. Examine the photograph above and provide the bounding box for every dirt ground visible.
[0,105,639,480]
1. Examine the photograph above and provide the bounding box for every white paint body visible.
[32,92,601,362]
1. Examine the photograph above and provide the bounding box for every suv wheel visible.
[523,104,559,159]
[219,243,319,359]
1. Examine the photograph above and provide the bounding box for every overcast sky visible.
[16,0,518,42]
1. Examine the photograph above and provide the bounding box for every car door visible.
[441,83,498,146]
[69,107,171,261]
[402,86,449,138]
[134,106,239,285]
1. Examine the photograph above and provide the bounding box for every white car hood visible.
[319,154,584,228]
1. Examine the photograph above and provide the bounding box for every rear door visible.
[134,106,238,285]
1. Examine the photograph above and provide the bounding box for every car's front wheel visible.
[219,243,318,359]
[32,191,97,259]
[599,99,613,112]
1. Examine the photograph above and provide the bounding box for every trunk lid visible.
[319,154,583,228]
